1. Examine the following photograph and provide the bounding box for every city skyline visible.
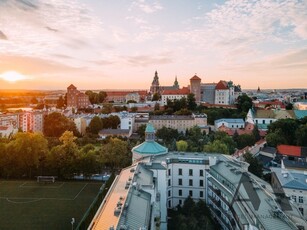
[0,0,307,90]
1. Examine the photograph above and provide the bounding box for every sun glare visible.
[0,71,30,82]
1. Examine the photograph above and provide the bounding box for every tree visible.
[236,134,256,149]
[204,140,229,154]
[296,124,307,147]
[285,103,293,110]
[152,93,160,101]
[187,93,197,111]
[267,119,299,145]
[213,131,236,154]
[31,97,38,104]
[266,131,287,147]
[237,94,252,113]
[243,152,263,178]
[99,138,130,170]
[48,131,79,178]
[56,95,65,109]
[136,124,146,140]
[176,140,188,151]
[156,127,179,146]
[154,102,160,111]
[87,116,103,135]
[5,132,48,178]
[43,112,79,137]
[252,125,261,142]
[98,91,107,103]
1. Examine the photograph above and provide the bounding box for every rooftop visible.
[271,167,307,190]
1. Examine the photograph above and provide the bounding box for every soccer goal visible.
[37,176,55,183]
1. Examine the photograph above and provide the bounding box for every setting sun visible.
[0,71,30,82]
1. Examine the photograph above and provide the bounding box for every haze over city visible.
[0,0,307,90]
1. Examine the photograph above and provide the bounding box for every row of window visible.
[169,168,204,176]
[292,195,304,203]
[168,189,204,198]
[168,179,204,187]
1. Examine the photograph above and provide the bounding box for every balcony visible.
[208,185,221,196]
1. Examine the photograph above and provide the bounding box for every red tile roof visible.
[277,145,301,157]
[0,126,9,131]
[190,75,201,81]
[215,80,228,90]
[162,87,190,95]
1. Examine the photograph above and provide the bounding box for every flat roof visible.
[90,165,137,230]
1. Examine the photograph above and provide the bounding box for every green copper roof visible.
[294,110,307,119]
[133,141,167,155]
[145,123,155,133]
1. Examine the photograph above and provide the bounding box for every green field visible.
[0,180,103,230]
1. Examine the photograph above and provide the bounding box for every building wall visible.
[201,84,216,104]
[214,120,245,129]
[190,79,201,103]
[166,162,208,208]
[0,114,19,129]
[150,115,207,133]
[161,94,187,106]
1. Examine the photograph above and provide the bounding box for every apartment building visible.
[90,123,306,230]
[149,114,207,133]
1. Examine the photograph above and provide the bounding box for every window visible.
[200,180,204,187]
[199,170,203,177]
[262,120,265,124]
[178,179,182,186]
[189,179,193,186]
[168,169,171,176]
[200,191,203,198]
[189,169,193,176]
[168,190,171,197]
[168,179,171,186]
[179,199,182,205]
[292,195,297,202]
[299,196,304,203]
[189,190,193,197]
[168,200,171,208]
[178,168,182,175]
[179,189,182,196]
[299,207,304,215]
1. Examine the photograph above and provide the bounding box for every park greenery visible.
[266,117,307,147]
[0,131,132,179]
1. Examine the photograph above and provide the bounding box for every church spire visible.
[173,76,179,89]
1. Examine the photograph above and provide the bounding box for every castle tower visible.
[190,74,201,103]
[150,71,160,95]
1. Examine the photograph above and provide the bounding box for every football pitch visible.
[0,180,103,230]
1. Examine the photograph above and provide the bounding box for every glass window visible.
[179,189,182,196]
[292,195,297,202]
[299,207,304,215]
[189,179,193,186]
[168,169,171,176]
[200,180,204,187]
[299,196,304,203]
[200,170,203,177]
[168,179,171,186]
[178,168,182,175]
[168,190,171,197]
[200,191,203,197]
[178,179,182,186]
[189,190,193,197]
[189,169,193,176]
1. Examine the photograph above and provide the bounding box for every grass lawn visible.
[0,180,103,230]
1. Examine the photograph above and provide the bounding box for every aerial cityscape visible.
[0,0,307,230]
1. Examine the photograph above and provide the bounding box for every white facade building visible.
[214,118,245,130]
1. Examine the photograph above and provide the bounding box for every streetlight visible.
[71,218,75,230]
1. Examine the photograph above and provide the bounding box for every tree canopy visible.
[43,112,79,137]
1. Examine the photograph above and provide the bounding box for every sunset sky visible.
[0,0,306,90]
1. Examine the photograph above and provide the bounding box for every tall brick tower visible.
[190,74,201,103]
